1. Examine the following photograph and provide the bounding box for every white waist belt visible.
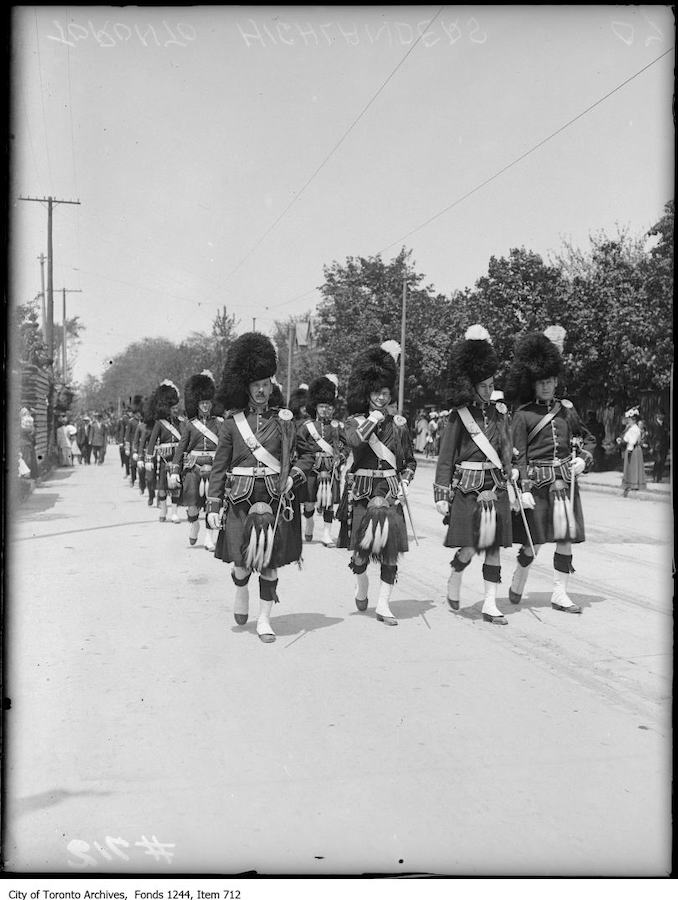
[458,461,498,470]
[354,468,397,477]
[231,466,278,476]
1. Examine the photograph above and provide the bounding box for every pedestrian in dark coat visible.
[650,410,670,483]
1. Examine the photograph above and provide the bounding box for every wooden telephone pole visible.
[57,288,83,383]
[18,195,81,363]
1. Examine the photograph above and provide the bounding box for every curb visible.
[578,482,672,503]
[414,456,671,503]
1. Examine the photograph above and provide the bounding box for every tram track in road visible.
[395,537,670,729]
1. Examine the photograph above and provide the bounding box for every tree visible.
[14,299,50,367]
[315,248,456,411]
[461,248,569,387]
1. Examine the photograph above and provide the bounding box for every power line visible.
[379,45,675,252]
[33,9,53,186]
[224,6,445,281]
[264,45,675,316]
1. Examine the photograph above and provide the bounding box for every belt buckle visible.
[255,462,266,475]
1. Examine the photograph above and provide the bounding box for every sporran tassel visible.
[241,501,276,572]
[360,520,374,552]
[473,490,497,550]
[564,498,577,540]
[552,491,569,540]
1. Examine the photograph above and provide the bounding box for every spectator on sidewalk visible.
[20,406,38,478]
[414,410,429,453]
[650,410,670,483]
[67,422,80,464]
[619,408,646,497]
[90,414,108,465]
[77,416,92,464]
[56,416,73,466]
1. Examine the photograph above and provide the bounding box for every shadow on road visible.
[232,611,344,639]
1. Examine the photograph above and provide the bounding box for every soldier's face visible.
[316,402,333,420]
[198,400,212,416]
[474,376,494,404]
[171,403,179,415]
[535,377,557,402]
[249,378,272,406]
[369,387,391,411]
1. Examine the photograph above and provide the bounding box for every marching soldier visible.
[433,326,516,624]
[132,398,154,506]
[337,340,416,626]
[145,380,184,524]
[504,326,595,614]
[297,374,346,547]
[205,333,314,644]
[168,371,222,551]
[122,396,143,482]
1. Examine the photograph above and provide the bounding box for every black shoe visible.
[376,613,398,626]
[234,613,248,625]
[355,596,368,612]
[447,598,460,611]
[508,588,522,605]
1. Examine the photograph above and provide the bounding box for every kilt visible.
[179,462,213,508]
[214,478,302,569]
[444,484,512,550]
[157,457,181,502]
[512,479,585,545]
[337,477,408,561]
[305,468,341,506]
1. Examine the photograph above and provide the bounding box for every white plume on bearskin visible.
[242,501,276,572]
[355,497,400,562]
[472,490,497,549]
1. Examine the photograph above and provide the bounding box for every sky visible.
[9,5,675,385]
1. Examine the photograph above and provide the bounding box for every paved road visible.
[4,450,673,876]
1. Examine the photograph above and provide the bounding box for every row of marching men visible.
[118,322,596,644]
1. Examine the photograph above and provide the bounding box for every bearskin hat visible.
[504,330,563,405]
[216,332,278,411]
[289,384,308,418]
[131,394,143,413]
[445,325,498,408]
[184,371,216,419]
[346,343,399,414]
[148,379,180,421]
[307,374,338,418]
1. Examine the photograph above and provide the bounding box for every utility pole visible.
[252,317,256,331]
[286,322,294,406]
[58,288,83,384]
[38,253,46,329]
[398,279,407,415]
[19,195,81,363]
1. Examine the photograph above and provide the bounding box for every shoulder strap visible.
[367,433,398,469]
[159,419,182,440]
[526,402,562,444]
[306,421,334,455]
[457,406,503,470]
[192,419,220,446]
[233,412,281,472]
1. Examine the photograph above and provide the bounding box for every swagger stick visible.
[568,438,581,540]
[513,475,536,558]
[397,472,419,546]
